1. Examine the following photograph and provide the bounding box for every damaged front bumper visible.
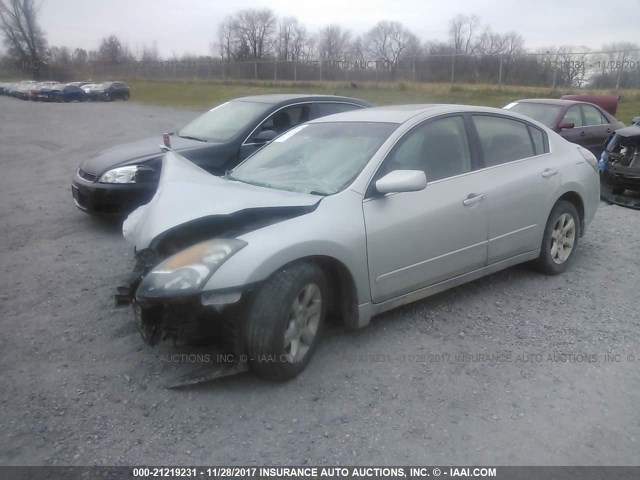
[116,250,253,351]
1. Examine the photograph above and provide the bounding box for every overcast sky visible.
[37,0,639,57]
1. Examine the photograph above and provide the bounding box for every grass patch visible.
[126,79,640,123]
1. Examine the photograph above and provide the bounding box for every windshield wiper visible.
[177,134,207,142]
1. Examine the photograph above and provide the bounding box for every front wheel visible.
[123,92,130,101]
[245,262,327,381]
[535,200,580,275]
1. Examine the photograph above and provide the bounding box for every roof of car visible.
[513,98,588,106]
[233,94,372,105]
[310,104,513,124]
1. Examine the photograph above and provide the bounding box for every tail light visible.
[578,147,599,173]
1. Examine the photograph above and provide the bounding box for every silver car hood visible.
[123,152,322,249]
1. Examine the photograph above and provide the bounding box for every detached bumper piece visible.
[600,185,640,210]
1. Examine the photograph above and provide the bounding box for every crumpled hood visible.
[123,152,322,249]
[80,135,206,175]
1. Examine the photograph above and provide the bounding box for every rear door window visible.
[315,102,363,117]
[472,115,536,167]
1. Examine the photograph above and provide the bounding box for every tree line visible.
[1,0,639,87]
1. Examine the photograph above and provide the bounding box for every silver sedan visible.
[121,104,600,381]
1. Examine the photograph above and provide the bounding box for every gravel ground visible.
[0,96,639,467]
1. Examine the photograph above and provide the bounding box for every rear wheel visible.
[246,262,327,381]
[535,200,580,275]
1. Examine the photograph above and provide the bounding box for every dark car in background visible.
[44,84,88,102]
[503,98,624,157]
[71,94,374,215]
[600,125,640,194]
[88,81,130,101]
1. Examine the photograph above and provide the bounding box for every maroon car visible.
[503,98,624,157]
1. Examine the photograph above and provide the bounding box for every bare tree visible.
[233,8,277,59]
[0,0,47,78]
[98,34,132,64]
[215,15,235,60]
[449,14,481,55]
[316,24,351,60]
[363,20,419,69]
[276,16,309,61]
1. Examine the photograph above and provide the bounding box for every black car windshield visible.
[178,101,269,143]
[504,102,562,127]
[228,122,397,195]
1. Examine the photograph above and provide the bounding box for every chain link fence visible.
[3,50,640,88]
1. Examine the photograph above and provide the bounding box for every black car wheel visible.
[123,92,130,101]
[103,93,111,102]
[246,262,327,381]
[56,95,64,103]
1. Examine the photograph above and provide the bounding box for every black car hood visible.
[80,135,211,174]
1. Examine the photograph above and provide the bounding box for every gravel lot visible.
[1,96,639,467]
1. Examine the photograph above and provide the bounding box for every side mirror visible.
[558,122,575,130]
[375,170,427,195]
[252,130,278,145]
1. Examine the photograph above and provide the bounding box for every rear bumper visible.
[71,171,157,215]
[603,165,640,191]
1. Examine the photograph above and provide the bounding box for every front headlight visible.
[136,239,247,298]
[99,166,139,183]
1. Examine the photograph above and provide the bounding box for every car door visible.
[558,105,587,147]
[470,114,560,264]
[239,103,313,160]
[581,104,613,156]
[363,115,489,303]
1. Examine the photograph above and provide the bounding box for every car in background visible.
[66,81,93,87]
[503,99,624,157]
[81,83,100,95]
[88,81,130,101]
[44,84,88,102]
[12,81,38,100]
[119,104,600,381]
[30,81,60,101]
[72,94,374,215]
[600,124,640,194]
[0,82,13,95]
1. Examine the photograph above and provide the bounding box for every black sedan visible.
[71,94,373,215]
[503,98,624,157]
[88,81,130,101]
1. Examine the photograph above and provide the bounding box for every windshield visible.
[504,102,562,128]
[228,122,398,195]
[178,101,269,143]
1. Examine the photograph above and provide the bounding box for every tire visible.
[123,92,129,101]
[611,187,625,195]
[246,262,327,381]
[535,200,580,275]
[56,95,63,103]
[103,93,111,102]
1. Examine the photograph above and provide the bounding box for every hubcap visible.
[283,283,322,364]
[550,213,576,264]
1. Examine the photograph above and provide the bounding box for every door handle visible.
[542,169,558,178]
[463,193,485,206]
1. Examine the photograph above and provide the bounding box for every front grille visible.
[78,169,97,182]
